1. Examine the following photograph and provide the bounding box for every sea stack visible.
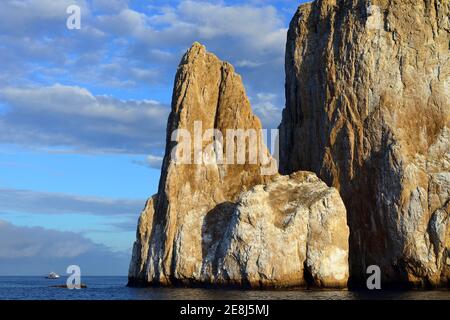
[280,0,449,287]
[128,43,350,288]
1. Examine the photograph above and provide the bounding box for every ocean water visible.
[0,276,448,300]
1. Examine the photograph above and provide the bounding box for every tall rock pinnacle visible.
[129,42,272,285]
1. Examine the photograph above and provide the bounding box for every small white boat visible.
[46,272,60,279]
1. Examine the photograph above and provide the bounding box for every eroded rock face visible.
[211,172,349,288]
[128,43,350,288]
[279,0,449,287]
[128,196,156,284]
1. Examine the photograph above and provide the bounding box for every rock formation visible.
[213,172,348,288]
[129,43,349,288]
[279,0,449,288]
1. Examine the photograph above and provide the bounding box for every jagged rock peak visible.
[128,42,275,286]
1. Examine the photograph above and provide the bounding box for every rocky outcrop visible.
[129,43,349,288]
[280,0,449,288]
[128,196,156,283]
[211,172,348,288]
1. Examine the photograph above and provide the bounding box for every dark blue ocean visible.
[0,276,448,300]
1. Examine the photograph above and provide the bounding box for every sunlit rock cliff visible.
[279,0,449,287]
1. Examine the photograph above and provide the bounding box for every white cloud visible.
[132,1,287,60]
[87,1,288,96]
[0,84,169,154]
[96,8,147,35]
[251,92,283,129]
[0,187,145,216]
[0,220,129,275]
[235,60,265,68]
[132,154,164,170]
[0,220,93,258]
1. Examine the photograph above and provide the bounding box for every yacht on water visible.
[46,272,60,279]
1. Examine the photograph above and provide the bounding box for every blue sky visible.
[0,0,307,275]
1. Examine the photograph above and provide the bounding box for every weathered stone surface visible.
[129,43,350,288]
[279,0,449,287]
[128,196,156,283]
[211,172,349,288]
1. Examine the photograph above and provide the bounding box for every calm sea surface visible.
[0,276,448,300]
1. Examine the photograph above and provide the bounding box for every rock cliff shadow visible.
[201,202,236,274]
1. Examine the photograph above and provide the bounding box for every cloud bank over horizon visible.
[0,220,129,275]
[0,186,145,216]
[0,84,169,155]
